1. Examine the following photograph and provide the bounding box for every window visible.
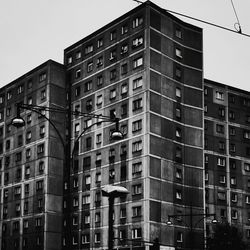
[94,233,101,243]
[217,157,225,166]
[36,180,43,191]
[121,44,128,54]
[133,98,142,111]
[97,38,103,48]
[132,184,142,195]
[110,30,117,41]
[121,24,128,34]
[110,50,116,61]
[37,143,44,154]
[15,152,22,162]
[133,57,143,69]
[175,48,182,58]
[219,108,225,117]
[176,107,181,118]
[176,128,182,138]
[132,141,142,153]
[232,210,238,220]
[73,197,79,207]
[97,75,103,86]
[84,214,90,224]
[109,169,115,179]
[87,62,93,72]
[27,97,32,105]
[229,127,236,136]
[216,124,224,134]
[132,206,142,217]
[246,195,250,204]
[175,67,182,78]
[219,175,226,184]
[121,63,128,74]
[133,16,143,28]
[244,130,250,139]
[17,84,24,94]
[73,178,78,188]
[230,143,236,153]
[35,217,42,227]
[76,51,81,59]
[175,147,182,160]
[85,44,93,54]
[86,99,93,110]
[25,166,30,176]
[72,216,78,225]
[216,91,224,100]
[176,169,182,180]
[229,111,235,119]
[39,72,47,82]
[177,232,183,242]
[85,118,92,128]
[96,133,102,144]
[82,195,90,205]
[97,56,103,67]
[85,81,92,92]
[110,89,116,100]
[218,192,226,200]
[132,36,144,48]
[176,190,182,200]
[244,163,250,171]
[82,234,90,244]
[133,77,143,90]
[132,162,142,176]
[39,161,44,173]
[132,120,142,132]
[121,83,128,95]
[110,69,117,80]
[75,69,81,79]
[73,236,78,245]
[96,95,103,106]
[96,172,101,183]
[67,56,72,65]
[14,186,21,196]
[231,177,236,186]
[176,87,181,98]
[175,28,182,38]
[7,91,12,100]
[40,125,45,136]
[132,228,142,239]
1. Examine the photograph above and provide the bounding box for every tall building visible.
[0,60,67,250]
[64,1,204,250]
[204,79,250,245]
[1,1,250,250]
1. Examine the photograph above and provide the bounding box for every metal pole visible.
[190,206,193,250]
[108,195,115,250]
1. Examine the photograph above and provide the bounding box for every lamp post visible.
[166,213,217,250]
[11,103,123,248]
[102,185,129,250]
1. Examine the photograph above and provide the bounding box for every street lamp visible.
[11,103,124,248]
[167,213,217,250]
[102,185,129,250]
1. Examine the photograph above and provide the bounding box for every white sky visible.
[0,0,249,91]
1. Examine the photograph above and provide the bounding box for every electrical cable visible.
[230,0,242,33]
[163,8,250,38]
[131,0,250,38]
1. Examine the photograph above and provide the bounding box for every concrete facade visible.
[0,1,250,250]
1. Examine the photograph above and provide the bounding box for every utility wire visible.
[163,8,250,38]
[131,0,250,38]
[230,0,242,33]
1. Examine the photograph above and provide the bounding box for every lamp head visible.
[11,117,25,128]
[102,185,129,198]
[110,130,123,140]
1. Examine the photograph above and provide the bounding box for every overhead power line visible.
[163,8,250,38]
[230,0,242,33]
[131,0,250,38]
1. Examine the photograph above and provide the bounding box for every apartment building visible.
[204,79,250,245]
[63,1,204,250]
[0,60,66,250]
[1,1,250,250]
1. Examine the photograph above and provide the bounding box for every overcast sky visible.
[1,0,249,91]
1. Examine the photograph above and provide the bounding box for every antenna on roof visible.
[230,0,242,33]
